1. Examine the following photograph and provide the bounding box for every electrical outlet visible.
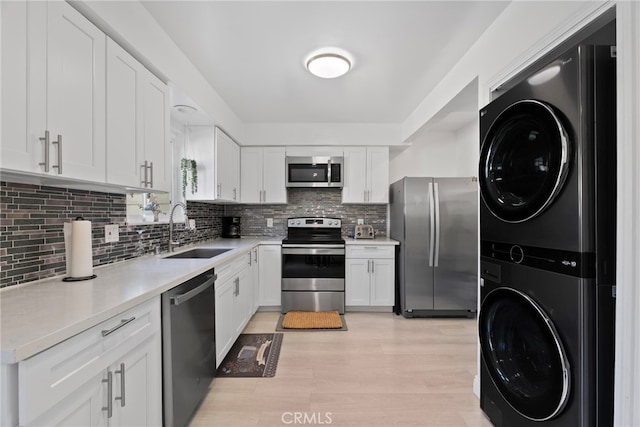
[189,219,196,229]
[357,218,364,225]
[266,218,273,227]
[105,224,119,243]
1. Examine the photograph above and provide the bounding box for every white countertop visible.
[0,238,278,364]
[344,237,399,245]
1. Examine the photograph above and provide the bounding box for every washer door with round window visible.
[479,100,571,223]
[479,287,571,421]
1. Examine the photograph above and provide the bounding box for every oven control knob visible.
[295,220,301,225]
[328,220,333,225]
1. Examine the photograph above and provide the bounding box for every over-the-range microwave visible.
[285,156,343,188]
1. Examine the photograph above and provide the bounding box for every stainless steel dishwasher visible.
[162,269,216,427]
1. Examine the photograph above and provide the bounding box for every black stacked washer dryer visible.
[478,44,616,426]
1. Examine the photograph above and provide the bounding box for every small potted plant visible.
[180,158,198,197]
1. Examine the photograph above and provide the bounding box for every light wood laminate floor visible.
[191,312,493,427]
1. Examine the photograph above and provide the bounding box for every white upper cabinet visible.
[141,75,171,192]
[187,126,240,203]
[216,129,240,202]
[240,147,286,204]
[106,39,170,192]
[342,146,389,203]
[1,1,31,172]
[2,1,106,182]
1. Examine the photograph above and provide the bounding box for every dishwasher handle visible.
[170,274,217,306]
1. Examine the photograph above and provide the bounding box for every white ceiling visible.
[141,1,509,125]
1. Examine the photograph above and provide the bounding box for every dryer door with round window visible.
[479,100,571,223]
[478,287,571,421]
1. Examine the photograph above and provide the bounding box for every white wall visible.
[389,119,478,182]
[402,1,597,141]
[243,122,401,147]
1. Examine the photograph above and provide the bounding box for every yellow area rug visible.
[281,311,343,329]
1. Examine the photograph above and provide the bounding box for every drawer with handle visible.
[18,297,160,425]
[346,245,395,259]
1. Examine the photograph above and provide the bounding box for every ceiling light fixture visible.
[306,52,351,79]
[173,104,198,115]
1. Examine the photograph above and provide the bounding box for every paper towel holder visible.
[62,274,97,282]
[62,217,97,282]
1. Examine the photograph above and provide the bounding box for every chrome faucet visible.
[169,202,189,252]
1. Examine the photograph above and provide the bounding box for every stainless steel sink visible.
[164,248,232,259]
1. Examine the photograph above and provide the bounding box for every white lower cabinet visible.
[215,251,253,367]
[346,245,395,307]
[18,297,161,427]
[215,276,235,368]
[258,244,282,308]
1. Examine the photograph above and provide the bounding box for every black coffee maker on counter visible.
[222,217,241,238]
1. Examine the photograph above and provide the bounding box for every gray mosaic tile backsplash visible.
[1,183,387,288]
[225,188,387,239]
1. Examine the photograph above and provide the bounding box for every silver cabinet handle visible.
[371,259,375,274]
[139,161,153,187]
[102,371,113,418]
[253,248,258,263]
[217,184,221,198]
[101,317,136,337]
[367,259,370,273]
[248,250,252,266]
[234,277,240,296]
[52,134,62,174]
[39,130,50,172]
[140,161,148,186]
[115,363,125,407]
[233,188,237,201]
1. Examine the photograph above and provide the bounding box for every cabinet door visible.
[47,1,106,182]
[367,147,389,203]
[23,371,107,427]
[1,1,39,173]
[112,333,162,427]
[215,278,235,367]
[106,39,143,188]
[258,245,282,307]
[345,259,371,305]
[251,248,260,314]
[229,141,240,201]
[240,147,263,203]
[370,259,395,306]
[262,147,287,203]
[342,147,367,203]
[215,128,239,202]
[142,71,171,192]
[233,267,251,336]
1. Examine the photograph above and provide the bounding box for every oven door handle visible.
[282,244,344,249]
[282,246,345,256]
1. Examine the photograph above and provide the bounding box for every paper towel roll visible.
[64,219,93,278]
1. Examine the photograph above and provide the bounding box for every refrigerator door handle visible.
[428,182,435,267]
[434,182,440,267]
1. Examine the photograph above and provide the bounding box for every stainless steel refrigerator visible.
[390,177,478,317]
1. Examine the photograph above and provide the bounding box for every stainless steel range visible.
[281,217,345,314]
